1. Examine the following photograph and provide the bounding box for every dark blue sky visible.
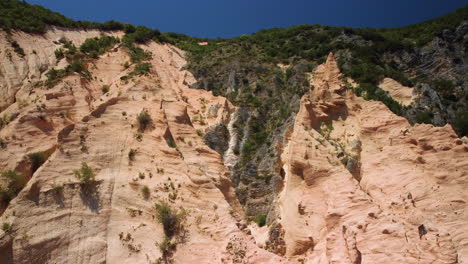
[28,0,468,38]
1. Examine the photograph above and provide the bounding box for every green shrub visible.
[62,40,77,55]
[454,110,468,137]
[141,185,150,200]
[126,45,152,63]
[137,110,151,132]
[255,173,273,183]
[80,36,119,58]
[73,162,95,184]
[165,137,176,148]
[415,111,433,124]
[27,152,47,174]
[155,201,186,237]
[45,68,67,88]
[130,62,152,76]
[45,59,91,88]
[101,85,110,94]
[123,25,160,44]
[100,20,125,31]
[431,79,456,101]
[124,23,136,34]
[128,148,137,161]
[0,170,27,205]
[252,215,267,227]
[10,40,24,57]
[158,236,175,255]
[355,83,403,115]
[50,183,63,193]
[67,60,87,75]
[54,48,64,59]
[1,222,12,233]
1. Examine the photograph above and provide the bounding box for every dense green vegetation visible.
[0,0,128,33]
[80,36,119,58]
[122,25,165,44]
[130,62,152,77]
[166,23,413,115]
[165,6,467,102]
[454,110,468,136]
[125,45,152,63]
[415,111,434,124]
[377,6,468,46]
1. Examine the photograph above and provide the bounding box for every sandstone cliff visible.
[0,29,289,264]
[0,28,467,264]
[271,53,468,263]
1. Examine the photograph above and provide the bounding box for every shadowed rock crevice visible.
[203,123,229,156]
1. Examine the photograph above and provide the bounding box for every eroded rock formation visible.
[0,30,288,264]
[270,53,468,263]
[0,27,467,264]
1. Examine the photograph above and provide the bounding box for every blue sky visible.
[28,0,468,38]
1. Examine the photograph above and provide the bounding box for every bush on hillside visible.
[136,110,152,132]
[130,62,152,76]
[28,152,48,174]
[454,110,468,137]
[80,36,119,58]
[73,162,95,184]
[0,170,27,206]
[10,40,25,57]
[155,201,186,237]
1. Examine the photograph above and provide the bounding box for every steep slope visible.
[0,3,467,264]
[270,53,468,263]
[0,33,289,263]
[0,28,123,110]
[174,8,467,229]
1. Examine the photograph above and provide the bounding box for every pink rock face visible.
[0,29,466,264]
[277,52,468,263]
[378,77,414,106]
[0,32,289,264]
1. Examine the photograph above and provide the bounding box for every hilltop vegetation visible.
[165,6,467,134]
[0,0,165,40]
[0,0,122,33]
